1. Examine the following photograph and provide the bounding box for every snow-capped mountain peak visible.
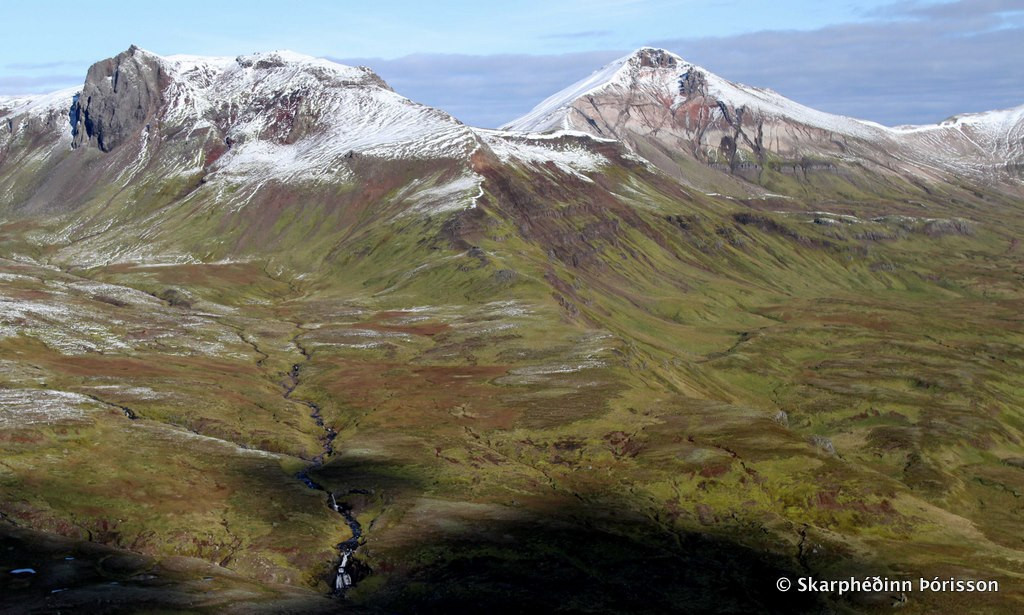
[3,45,1022,211]
[501,48,684,133]
[502,47,880,139]
[49,46,479,184]
[500,46,1024,190]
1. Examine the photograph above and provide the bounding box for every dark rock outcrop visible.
[679,69,707,98]
[72,46,166,152]
[634,47,678,69]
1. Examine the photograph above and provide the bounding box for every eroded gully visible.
[283,336,365,594]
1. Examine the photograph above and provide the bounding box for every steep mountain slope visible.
[504,47,1024,198]
[1,47,1024,613]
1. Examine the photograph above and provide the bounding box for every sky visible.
[1,0,1021,127]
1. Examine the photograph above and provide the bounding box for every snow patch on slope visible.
[398,173,486,215]
[477,129,608,180]
[891,103,1024,165]
[0,87,78,147]
[0,87,78,123]
[503,58,637,133]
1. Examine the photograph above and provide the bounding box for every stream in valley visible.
[283,356,364,594]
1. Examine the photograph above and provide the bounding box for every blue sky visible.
[2,0,1022,127]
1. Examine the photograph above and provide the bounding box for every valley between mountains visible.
[0,46,1023,613]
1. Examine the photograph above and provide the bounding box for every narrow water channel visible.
[283,358,364,594]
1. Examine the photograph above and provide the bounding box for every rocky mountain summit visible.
[71,45,167,152]
[4,45,476,186]
[504,47,1024,196]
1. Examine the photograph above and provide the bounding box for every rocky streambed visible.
[284,355,365,594]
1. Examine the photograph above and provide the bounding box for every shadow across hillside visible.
[0,523,353,614]
[308,455,841,613]
[352,498,834,614]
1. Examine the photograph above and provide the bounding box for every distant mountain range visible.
[2,46,1021,215]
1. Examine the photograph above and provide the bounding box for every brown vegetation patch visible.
[314,359,521,432]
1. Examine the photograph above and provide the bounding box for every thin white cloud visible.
[0,75,82,95]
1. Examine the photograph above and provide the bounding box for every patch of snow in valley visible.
[61,279,163,306]
[52,238,206,267]
[458,321,518,334]
[397,305,441,314]
[0,292,135,354]
[134,422,283,460]
[86,384,167,401]
[508,358,607,377]
[776,211,864,223]
[316,327,413,340]
[497,330,618,384]
[314,341,390,350]
[483,301,533,318]
[452,300,536,333]
[0,278,239,357]
[0,272,38,283]
[0,389,100,427]
[3,255,60,270]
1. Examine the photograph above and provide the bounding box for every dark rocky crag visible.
[71,45,167,152]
